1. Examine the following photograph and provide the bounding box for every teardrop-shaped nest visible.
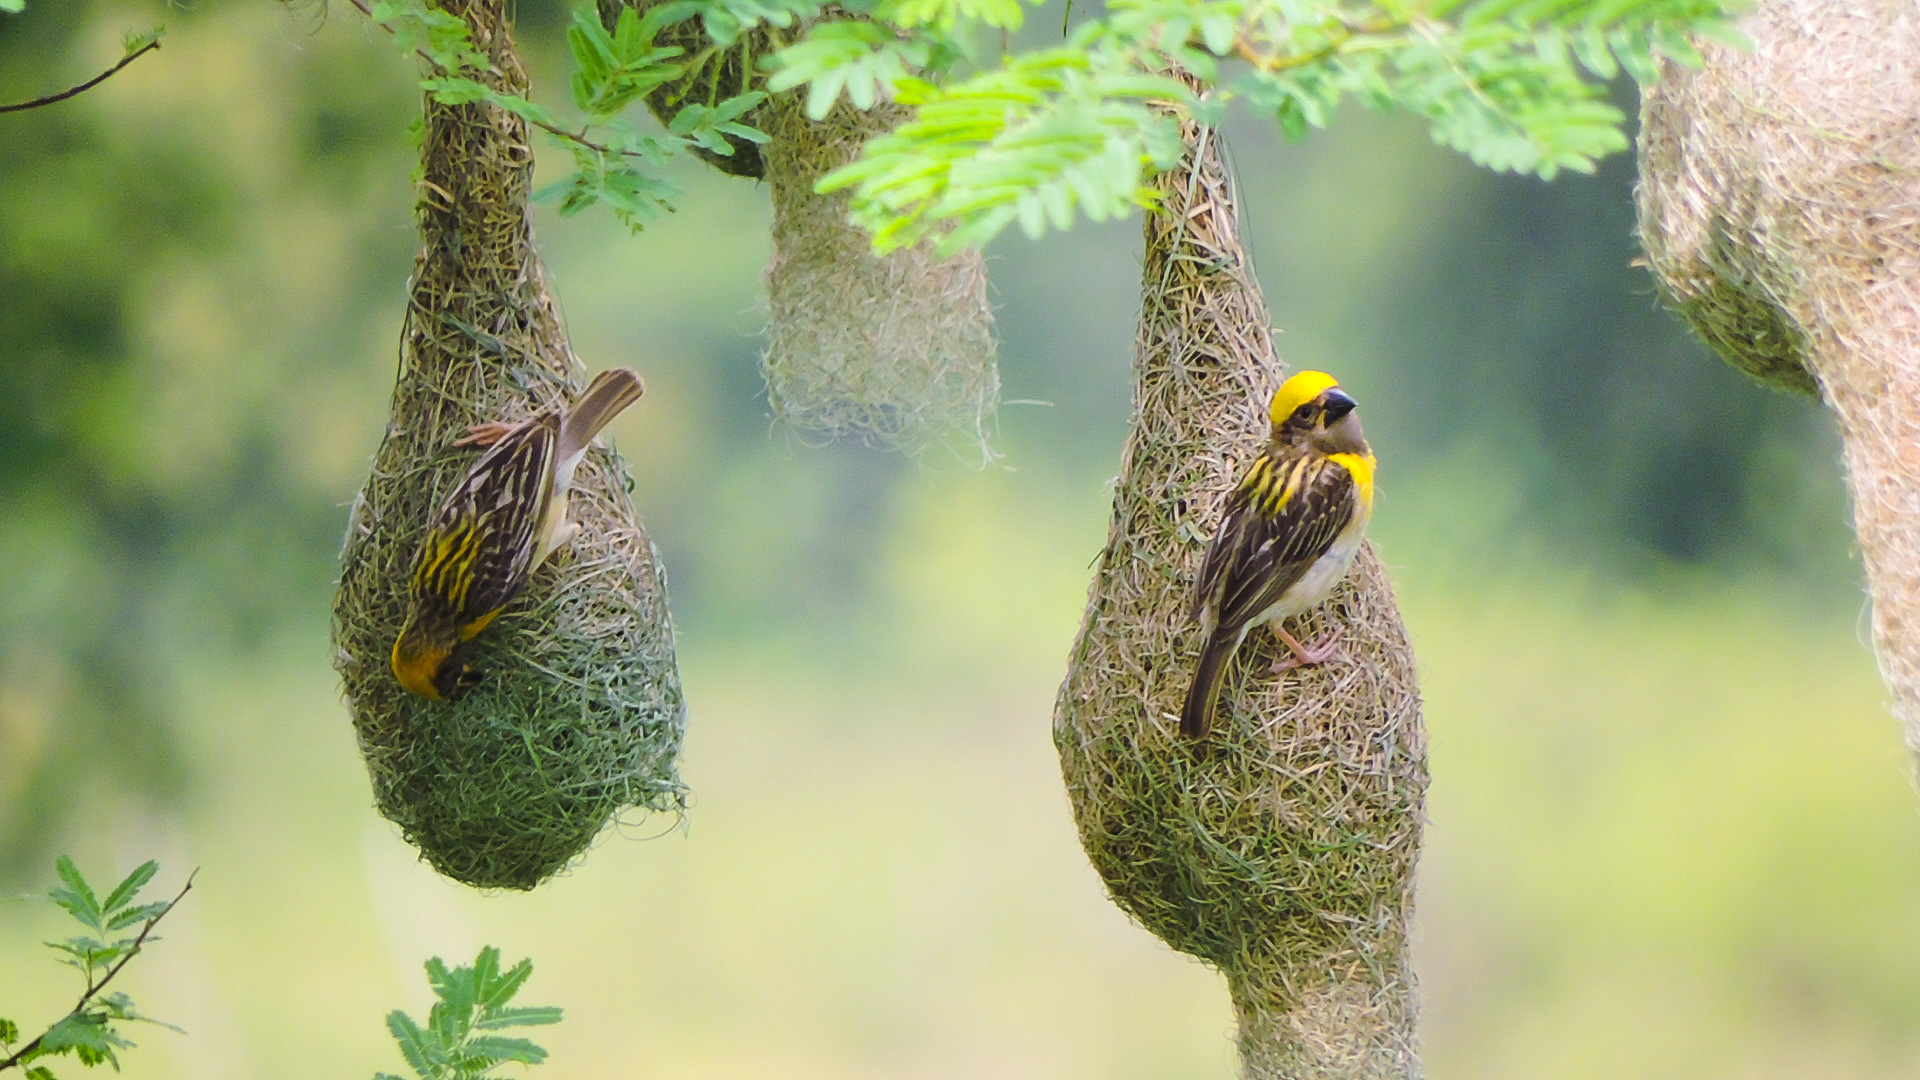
[332,0,684,891]
[1637,0,1920,763]
[759,90,1000,462]
[1053,116,1426,1076]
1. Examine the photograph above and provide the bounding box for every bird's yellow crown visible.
[1269,370,1342,426]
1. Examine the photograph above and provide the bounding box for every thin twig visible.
[0,870,197,1073]
[1232,13,1399,74]
[340,0,623,157]
[0,37,161,115]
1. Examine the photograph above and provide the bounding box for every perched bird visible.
[1180,370,1376,739]
[391,367,646,700]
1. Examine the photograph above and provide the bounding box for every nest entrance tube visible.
[332,0,685,890]
[1636,1,1920,766]
[1052,113,1427,1076]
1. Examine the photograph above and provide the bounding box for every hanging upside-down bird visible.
[1181,370,1376,739]
[391,367,646,700]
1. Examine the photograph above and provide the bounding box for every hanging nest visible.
[595,0,781,178]
[759,90,1000,462]
[333,0,685,891]
[1053,111,1427,1077]
[592,1,1000,458]
[1636,0,1920,761]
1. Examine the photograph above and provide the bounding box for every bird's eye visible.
[1291,403,1316,423]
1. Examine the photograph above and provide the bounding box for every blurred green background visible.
[4,2,1918,1077]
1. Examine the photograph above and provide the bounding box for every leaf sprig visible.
[0,858,192,1079]
[375,948,563,1080]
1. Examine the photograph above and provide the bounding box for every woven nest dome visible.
[1637,0,1920,761]
[1054,115,1426,1077]
[333,0,684,891]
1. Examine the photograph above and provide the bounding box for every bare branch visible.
[0,37,161,115]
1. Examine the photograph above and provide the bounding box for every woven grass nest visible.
[333,0,684,891]
[1053,113,1427,1077]
[596,1,1000,459]
[1636,0,1920,761]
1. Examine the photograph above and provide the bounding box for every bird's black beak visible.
[1321,388,1358,423]
[434,645,484,700]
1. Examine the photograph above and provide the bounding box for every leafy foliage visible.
[0,858,190,1078]
[375,948,563,1080]
[359,0,1740,248]
[365,0,779,230]
[760,0,1745,251]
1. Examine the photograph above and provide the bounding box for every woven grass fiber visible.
[333,0,685,891]
[1053,104,1427,1077]
[1636,0,1920,762]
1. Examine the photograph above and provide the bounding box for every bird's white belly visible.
[1255,513,1368,627]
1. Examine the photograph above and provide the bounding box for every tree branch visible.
[0,869,196,1074]
[0,37,161,115]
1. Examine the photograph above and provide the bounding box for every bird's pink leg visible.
[1268,623,1341,673]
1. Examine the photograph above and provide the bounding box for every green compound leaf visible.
[378,948,562,1080]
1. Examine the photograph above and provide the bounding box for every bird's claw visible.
[1268,625,1342,673]
[454,421,517,448]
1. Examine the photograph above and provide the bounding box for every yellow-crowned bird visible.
[391,368,645,700]
[1181,369,1376,739]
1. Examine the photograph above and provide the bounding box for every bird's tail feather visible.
[1180,632,1235,739]
[558,368,645,461]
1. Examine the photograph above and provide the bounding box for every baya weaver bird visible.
[391,368,645,700]
[1180,370,1376,739]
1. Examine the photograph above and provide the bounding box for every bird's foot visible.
[454,421,517,448]
[1268,624,1341,673]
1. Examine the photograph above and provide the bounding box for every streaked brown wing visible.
[1201,455,1356,634]
[412,414,558,622]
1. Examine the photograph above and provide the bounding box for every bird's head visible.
[1269,369,1369,457]
[391,618,481,700]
